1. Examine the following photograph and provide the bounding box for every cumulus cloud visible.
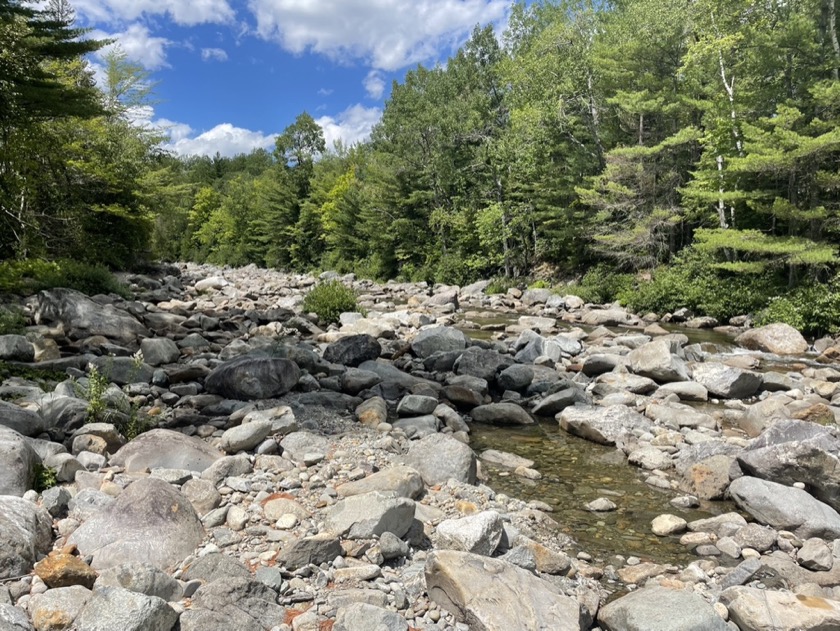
[91,23,172,70]
[201,47,229,62]
[163,122,278,157]
[316,104,382,149]
[248,0,509,70]
[363,70,386,99]
[74,0,234,26]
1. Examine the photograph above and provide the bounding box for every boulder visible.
[721,586,840,631]
[0,496,52,579]
[0,427,37,496]
[0,335,34,362]
[94,562,182,601]
[323,334,381,367]
[355,396,387,427]
[470,402,534,426]
[435,511,504,556]
[496,365,534,392]
[205,356,300,400]
[276,534,342,571]
[557,405,653,445]
[736,322,809,355]
[110,429,223,473]
[34,551,98,589]
[30,585,92,631]
[396,394,438,416]
[334,603,408,631]
[219,420,273,454]
[336,466,424,499]
[454,347,514,384]
[182,578,286,631]
[0,603,34,631]
[279,431,330,463]
[597,585,728,631]
[325,491,415,539]
[0,401,48,437]
[410,327,468,358]
[656,381,708,401]
[627,340,690,383]
[581,308,633,326]
[532,388,587,416]
[425,550,581,631]
[405,433,477,486]
[69,477,205,571]
[691,362,762,399]
[28,288,150,343]
[729,476,840,539]
[139,338,180,367]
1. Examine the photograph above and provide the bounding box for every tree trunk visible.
[716,155,728,228]
[829,0,840,81]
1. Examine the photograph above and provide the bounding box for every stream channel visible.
[453,309,814,566]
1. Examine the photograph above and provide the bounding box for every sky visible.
[69,0,515,157]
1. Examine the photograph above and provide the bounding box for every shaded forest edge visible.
[4,0,840,335]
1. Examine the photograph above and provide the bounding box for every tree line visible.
[4,0,840,327]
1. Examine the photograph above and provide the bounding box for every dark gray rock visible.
[454,347,514,384]
[276,533,342,570]
[0,401,47,437]
[88,357,154,386]
[69,477,205,571]
[139,338,180,366]
[182,578,284,631]
[325,491,415,539]
[205,356,300,400]
[532,388,586,417]
[441,385,484,410]
[110,429,223,473]
[411,327,468,359]
[323,334,381,367]
[470,402,534,426]
[0,427,37,496]
[0,335,34,362]
[396,394,438,416]
[0,496,52,579]
[497,365,534,392]
[340,368,382,395]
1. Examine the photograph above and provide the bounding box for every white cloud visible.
[163,123,278,157]
[316,104,382,149]
[363,70,385,99]
[318,87,334,96]
[201,47,229,62]
[74,0,234,26]
[248,0,509,70]
[92,24,172,70]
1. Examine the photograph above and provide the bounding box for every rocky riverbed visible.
[2,263,840,630]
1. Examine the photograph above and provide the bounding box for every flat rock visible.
[110,429,223,473]
[721,586,840,631]
[336,466,424,499]
[425,550,581,631]
[0,496,52,579]
[691,362,761,399]
[74,586,178,631]
[598,585,728,631]
[325,491,415,539]
[480,449,534,470]
[729,476,840,539]
[276,533,342,570]
[219,420,273,453]
[557,405,652,445]
[470,402,534,426]
[69,477,204,571]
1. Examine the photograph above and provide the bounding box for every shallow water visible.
[470,419,738,566]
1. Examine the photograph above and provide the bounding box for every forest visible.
[3,0,840,332]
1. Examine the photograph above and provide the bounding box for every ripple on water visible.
[471,419,738,565]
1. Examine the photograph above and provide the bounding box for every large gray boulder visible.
[691,362,762,399]
[0,401,47,437]
[0,335,34,362]
[729,476,840,539]
[205,356,300,400]
[29,585,92,631]
[325,491,415,539]
[454,347,514,384]
[335,602,408,631]
[0,496,52,579]
[0,603,34,631]
[139,338,180,367]
[69,477,205,571]
[425,550,582,631]
[28,288,149,343]
[110,429,223,473]
[597,585,728,631]
[581,308,633,326]
[323,334,381,367]
[0,427,37,496]
[75,586,178,631]
[405,433,477,486]
[179,578,286,631]
[735,322,809,355]
[435,511,504,556]
[275,534,342,571]
[737,420,840,511]
[721,585,840,631]
[336,466,424,500]
[88,356,154,385]
[557,405,652,445]
[470,402,534,426]
[532,388,587,417]
[627,340,690,383]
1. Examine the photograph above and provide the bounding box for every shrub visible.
[302,280,361,324]
[0,259,130,298]
[573,264,634,304]
[527,279,551,290]
[0,306,26,335]
[486,277,515,295]
[755,280,840,336]
[34,464,58,492]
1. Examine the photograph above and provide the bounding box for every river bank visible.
[1,263,840,630]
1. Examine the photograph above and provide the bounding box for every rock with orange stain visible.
[30,585,93,631]
[35,551,98,589]
[721,586,840,631]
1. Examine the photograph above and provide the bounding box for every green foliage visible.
[572,265,634,304]
[302,280,361,325]
[82,363,109,423]
[756,280,840,336]
[0,306,25,334]
[33,463,58,493]
[0,361,65,389]
[486,277,515,295]
[527,279,551,289]
[0,259,130,297]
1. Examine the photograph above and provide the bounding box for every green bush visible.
[527,279,551,290]
[0,306,26,335]
[34,463,58,492]
[486,277,515,295]
[755,280,840,336]
[0,259,130,298]
[302,280,361,324]
[573,264,634,304]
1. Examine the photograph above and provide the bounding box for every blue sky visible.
[70,0,514,156]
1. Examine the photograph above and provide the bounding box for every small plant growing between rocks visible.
[34,463,58,492]
[302,280,362,325]
[82,363,109,423]
[0,306,26,335]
